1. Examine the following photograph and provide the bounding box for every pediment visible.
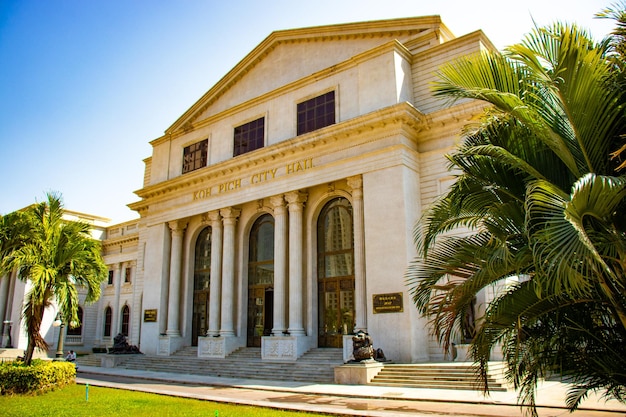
[165,16,451,135]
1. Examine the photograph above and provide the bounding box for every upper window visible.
[67,307,83,336]
[107,270,114,285]
[297,91,335,136]
[234,117,265,157]
[183,139,208,174]
[124,267,132,283]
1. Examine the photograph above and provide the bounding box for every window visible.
[107,270,114,285]
[124,267,131,283]
[183,139,208,174]
[297,91,335,135]
[104,307,112,337]
[121,305,130,336]
[67,307,83,336]
[234,117,264,157]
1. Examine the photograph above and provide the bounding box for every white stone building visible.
[1,16,496,364]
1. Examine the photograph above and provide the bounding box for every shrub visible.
[0,359,75,395]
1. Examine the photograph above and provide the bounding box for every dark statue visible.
[350,330,386,363]
[109,333,142,354]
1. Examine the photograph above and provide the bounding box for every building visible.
[1,16,497,364]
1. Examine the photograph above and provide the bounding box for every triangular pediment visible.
[165,16,452,135]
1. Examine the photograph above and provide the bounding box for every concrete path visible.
[76,366,626,417]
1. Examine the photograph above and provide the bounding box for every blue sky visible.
[0,0,615,223]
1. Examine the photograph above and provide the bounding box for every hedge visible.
[0,359,76,395]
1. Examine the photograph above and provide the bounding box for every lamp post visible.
[53,314,65,359]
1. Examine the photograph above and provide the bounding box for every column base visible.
[261,335,310,361]
[198,335,241,358]
[158,334,183,356]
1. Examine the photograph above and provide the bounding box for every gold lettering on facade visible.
[286,157,313,174]
[219,178,242,193]
[250,168,278,184]
[193,188,212,200]
[193,158,314,200]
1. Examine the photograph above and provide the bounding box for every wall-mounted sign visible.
[143,309,157,322]
[372,292,403,314]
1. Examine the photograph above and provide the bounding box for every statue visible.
[351,330,375,362]
[109,333,142,354]
[350,330,387,363]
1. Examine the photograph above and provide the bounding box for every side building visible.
[1,16,498,363]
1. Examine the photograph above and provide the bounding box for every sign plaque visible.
[143,309,157,322]
[372,292,404,314]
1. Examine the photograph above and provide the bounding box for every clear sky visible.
[0,0,615,223]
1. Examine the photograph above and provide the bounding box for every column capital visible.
[220,207,241,222]
[285,190,308,208]
[269,194,285,208]
[168,219,188,233]
[347,175,363,191]
[208,210,222,224]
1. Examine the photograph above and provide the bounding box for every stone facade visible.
[1,16,498,364]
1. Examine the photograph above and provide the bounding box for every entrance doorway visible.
[317,198,355,348]
[192,227,212,346]
[247,214,275,347]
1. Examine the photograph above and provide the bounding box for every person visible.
[65,350,76,362]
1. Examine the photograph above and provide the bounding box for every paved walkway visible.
[76,366,626,417]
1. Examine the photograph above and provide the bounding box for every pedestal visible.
[197,335,240,358]
[157,334,183,356]
[261,335,309,361]
[334,361,384,384]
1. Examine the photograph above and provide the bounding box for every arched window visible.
[121,305,130,336]
[317,197,354,347]
[192,226,212,346]
[104,306,112,337]
[247,213,275,347]
[67,306,83,336]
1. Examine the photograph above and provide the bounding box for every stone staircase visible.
[108,347,344,384]
[369,362,509,391]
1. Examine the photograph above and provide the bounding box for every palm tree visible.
[0,193,107,365]
[407,14,626,415]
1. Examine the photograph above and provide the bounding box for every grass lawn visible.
[0,383,331,417]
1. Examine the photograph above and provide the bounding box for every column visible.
[286,191,307,336]
[219,207,240,337]
[208,211,223,336]
[112,263,122,336]
[348,175,367,332]
[0,273,10,324]
[270,195,287,336]
[166,220,187,336]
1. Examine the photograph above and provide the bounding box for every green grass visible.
[0,383,330,417]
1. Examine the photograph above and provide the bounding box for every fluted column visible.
[270,195,287,336]
[166,220,187,336]
[348,176,367,332]
[112,263,122,336]
[286,191,307,336]
[220,208,240,336]
[208,211,223,336]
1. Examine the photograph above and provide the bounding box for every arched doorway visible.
[317,197,355,347]
[192,226,212,346]
[247,214,274,347]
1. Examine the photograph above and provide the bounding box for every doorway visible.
[247,214,275,347]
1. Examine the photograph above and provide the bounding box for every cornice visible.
[102,235,139,248]
[130,102,426,212]
[164,16,445,137]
